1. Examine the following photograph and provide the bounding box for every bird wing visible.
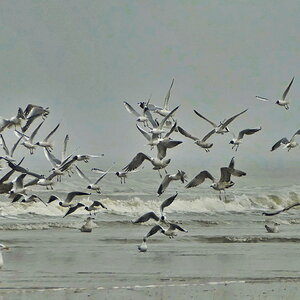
[156,140,182,160]
[65,191,91,203]
[63,203,85,218]
[123,101,141,118]
[282,77,294,100]
[94,164,115,184]
[11,193,24,203]
[44,123,60,142]
[237,127,261,140]
[160,192,178,214]
[220,167,231,182]
[158,106,179,130]
[62,134,69,161]
[163,78,174,110]
[228,157,246,177]
[177,126,199,141]
[202,129,215,142]
[122,152,151,172]
[44,148,61,167]
[24,178,39,188]
[136,124,151,141]
[145,224,164,239]
[185,170,214,188]
[270,137,289,152]
[0,169,16,184]
[164,121,177,138]
[220,109,248,129]
[144,108,158,128]
[262,202,300,216]
[193,110,217,127]
[131,211,160,223]
[90,200,107,209]
[291,129,300,142]
[29,121,44,143]
[10,136,23,157]
[0,134,9,156]
[157,174,172,196]
[255,96,269,102]
[169,223,188,232]
[15,173,27,189]
[75,165,91,183]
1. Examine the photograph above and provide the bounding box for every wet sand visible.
[1,217,300,299]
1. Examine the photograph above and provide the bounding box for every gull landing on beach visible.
[256,77,295,110]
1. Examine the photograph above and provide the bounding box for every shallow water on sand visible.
[1,210,300,299]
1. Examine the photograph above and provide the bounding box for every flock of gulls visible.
[0,76,299,264]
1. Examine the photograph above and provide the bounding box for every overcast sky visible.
[0,1,299,179]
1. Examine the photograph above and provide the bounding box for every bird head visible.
[229,139,235,144]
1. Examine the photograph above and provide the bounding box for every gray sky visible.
[0,1,299,178]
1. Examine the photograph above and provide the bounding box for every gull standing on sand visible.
[265,222,280,233]
[80,217,95,232]
[0,243,9,269]
[270,129,300,152]
[256,77,295,110]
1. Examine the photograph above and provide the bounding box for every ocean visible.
[1,170,300,299]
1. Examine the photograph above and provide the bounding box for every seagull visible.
[137,237,148,252]
[154,79,176,117]
[0,107,25,132]
[122,152,171,178]
[80,217,95,232]
[186,158,246,200]
[194,108,248,134]
[63,203,85,218]
[47,191,91,207]
[157,171,187,196]
[22,104,49,132]
[85,200,107,215]
[132,193,178,224]
[73,154,104,163]
[123,101,151,127]
[0,243,9,269]
[262,202,300,216]
[265,222,280,233]
[16,121,44,154]
[256,77,295,110]
[145,223,188,239]
[270,129,300,152]
[145,106,179,136]
[229,127,262,151]
[177,126,215,152]
[0,134,23,162]
[75,165,112,193]
[24,173,58,190]
[11,193,47,206]
[35,123,60,151]
[9,173,27,196]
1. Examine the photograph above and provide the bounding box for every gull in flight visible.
[270,129,300,152]
[132,193,178,224]
[186,157,246,200]
[75,165,112,193]
[0,134,23,162]
[157,171,187,196]
[35,123,60,151]
[177,126,215,152]
[16,121,44,154]
[123,101,151,127]
[256,77,294,110]
[145,223,188,239]
[73,154,104,163]
[63,203,85,218]
[0,108,25,132]
[194,108,248,134]
[229,127,262,151]
[47,191,91,207]
[85,200,107,215]
[24,173,58,190]
[21,104,49,132]
[9,173,27,197]
[11,193,47,206]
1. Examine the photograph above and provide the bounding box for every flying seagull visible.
[256,77,295,110]
[157,171,187,196]
[229,127,262,151]
[145,223,188,239]
[47,191,91,207]
[262,202,300,216]
[270,129,300,152]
